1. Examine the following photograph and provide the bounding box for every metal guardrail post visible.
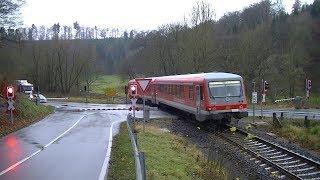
[273,113,282,128]
[134,133,138,149]
[304,116,310,129]
[126,113,145,180]
[139,152,146,180]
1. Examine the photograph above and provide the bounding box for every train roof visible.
[128,72,242,85]
[154,72,242,81]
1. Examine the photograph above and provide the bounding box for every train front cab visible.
[196,77,248,123]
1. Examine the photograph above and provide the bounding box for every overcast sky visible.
[21,0,314,30]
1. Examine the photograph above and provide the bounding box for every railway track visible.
[217,125,320,180]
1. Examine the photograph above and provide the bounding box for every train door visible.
[195,85,201,121]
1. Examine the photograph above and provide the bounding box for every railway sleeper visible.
[272,157,293,162]
[264,151,281,156]
[248,142,263,147]
[291,166,315,173]
[277,160,300,165]
[251,144,267,149]
[255,147,272,152]
[262,149,277,153]
[268,154,287,159]
[283,163,307,169]
[297,170,320,178]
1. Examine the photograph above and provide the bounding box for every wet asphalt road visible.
[0,101,172,180]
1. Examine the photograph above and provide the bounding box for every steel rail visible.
[225,124,320,179]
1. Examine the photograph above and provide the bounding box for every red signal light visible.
[8,87,13,94]
[130,85,137,97]
[6,86,14,99]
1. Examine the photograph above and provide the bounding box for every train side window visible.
[180,85,184,98]
[175,85,178,98]
[189,85,194,100]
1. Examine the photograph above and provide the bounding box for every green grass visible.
[308,95,320,108]
[90,75,128,96]
[64,75,129,104]
[0,95,53,137]
[274,120,320,152]
[107,123,135,180]
[135,124,227,180]
[108,122,227,180]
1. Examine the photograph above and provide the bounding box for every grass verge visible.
[108,121,227,180]
[107,123,135,180]
[276,120,320,152]
[239,117,320,153]
[135,124,227,179]
[0,95,53,137]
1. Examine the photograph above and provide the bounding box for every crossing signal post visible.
[129,85,138,121]
[84,85,88,103]
[264,81,269,92]
[306,79,312,99]
[6,86,15,123]
[260,80,269,118]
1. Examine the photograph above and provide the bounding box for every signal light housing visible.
[264,81,269,92]
[6,86,14,99]
[307,80,312,90]
[130,85,137,97]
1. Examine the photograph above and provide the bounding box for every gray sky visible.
[21,0,314,30]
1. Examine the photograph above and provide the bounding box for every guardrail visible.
[126,114,146,180]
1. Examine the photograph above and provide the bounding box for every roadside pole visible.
[36,86,40,105]
[6,86,15,124]
[7,98,15,124]
[10,109,13,124]
[143,95,145,133]
[252,81,257,123]
[131,96,137,123]
[135,78,152,134]
[260,79,264,118]
[85,86,88,103]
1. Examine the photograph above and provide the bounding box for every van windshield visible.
[22,85,33,91]
[209,81,241,98]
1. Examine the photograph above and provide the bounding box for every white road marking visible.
[98,120,119,180]
[0,115,87,176]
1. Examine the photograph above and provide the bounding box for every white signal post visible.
[130,95,137,120]
[135,78,152,133]
[306,79,311,99]
[6,86,15,124]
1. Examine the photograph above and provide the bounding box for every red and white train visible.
[128,72,248,123]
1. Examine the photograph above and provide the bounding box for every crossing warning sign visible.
[135,78,152,93]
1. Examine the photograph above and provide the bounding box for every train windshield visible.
[209,81,241,98]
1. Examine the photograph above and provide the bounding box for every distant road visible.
[248,108,320,120]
